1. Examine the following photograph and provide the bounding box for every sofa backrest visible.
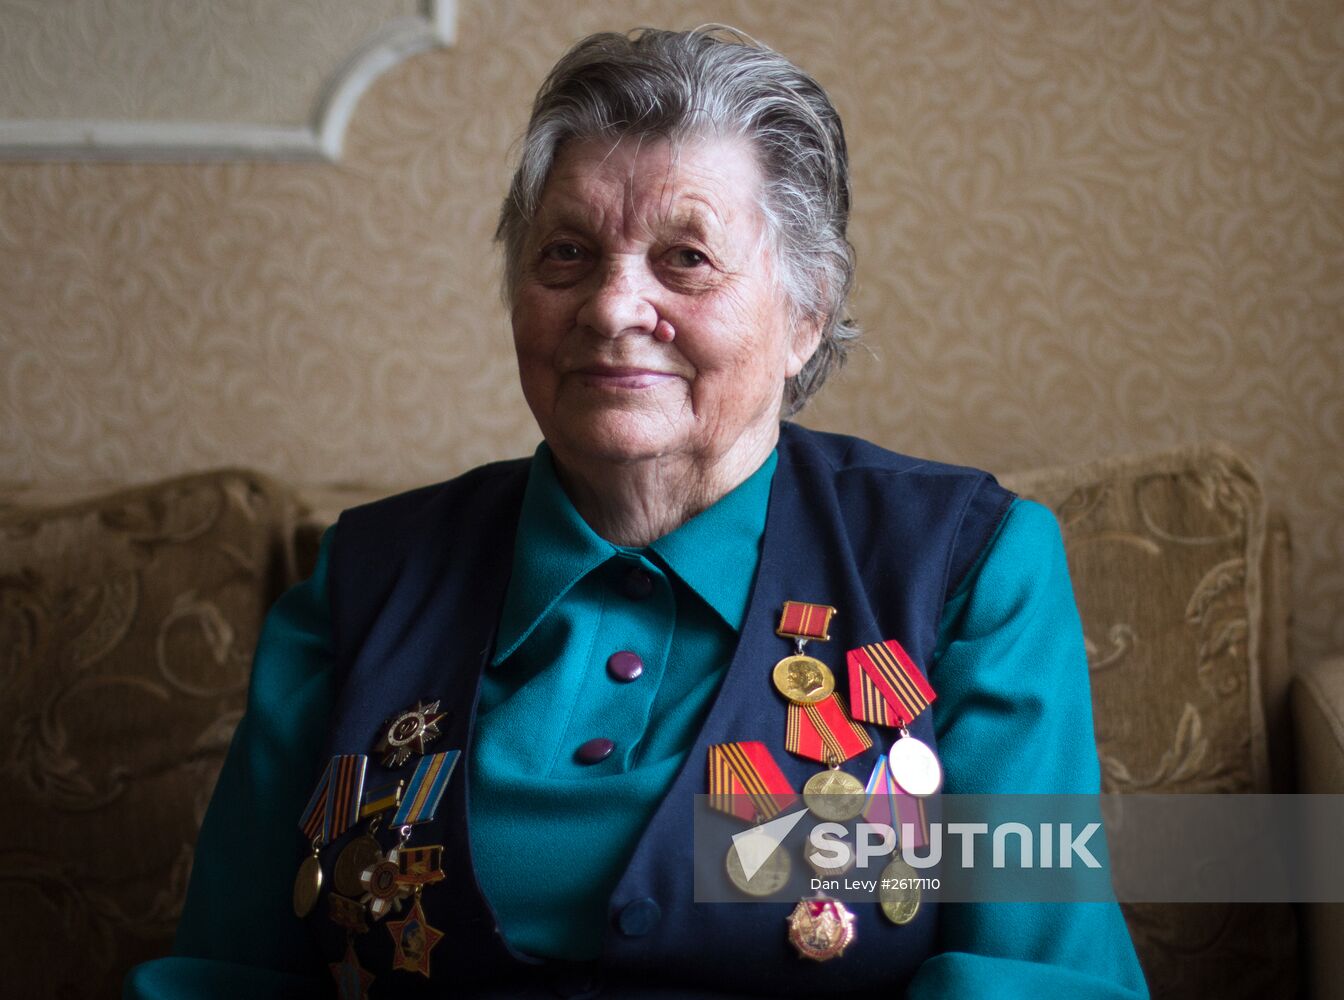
[1002,444,1297,1000]
[0,469,306,999]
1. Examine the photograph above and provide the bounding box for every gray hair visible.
[495,26,859,415]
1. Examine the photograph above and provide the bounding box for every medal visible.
[333,833,383,899]
[330,938,374,1000]
[773,602,838,705]
[360,779,404,820]
[846,639,936,728]
[805,829,855,876]
[785,692,872,765]
[786,896,857,961]
[879,856,922,925]
[887,728,942,797]
[386,895,445,978]
[391,750,460,827]
[801,763,866,822]
[776,601,837,642]
[295,754,367,918]
[300,755,369,845]
[375,699,446,768]
[772,654,835,705]
[724,836,792,898]
[360,846,411,920]
[707,741,797,822]
[396,844,446,887]
[328,892,370,934]
[293,848,323,918]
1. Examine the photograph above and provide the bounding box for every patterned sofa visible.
[2,446,1340,999]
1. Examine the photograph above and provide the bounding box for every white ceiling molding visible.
[0,0,456,163]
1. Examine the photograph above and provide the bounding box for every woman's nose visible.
[575,258,658,339]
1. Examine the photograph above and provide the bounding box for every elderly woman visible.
[128,26,1146,1000]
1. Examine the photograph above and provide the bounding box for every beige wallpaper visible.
[0,0,422,123]
[2,0,1341,673]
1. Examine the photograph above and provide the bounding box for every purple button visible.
[622,566,654,600]
[575,737,615,764]
[607,651,644,682]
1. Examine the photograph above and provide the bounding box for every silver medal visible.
[887,732,942,797]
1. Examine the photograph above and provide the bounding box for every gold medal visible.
[333,833,383,898]
[879,856,921,925]
[805,831,855,877]
[725,839,792,898]
[772,654,835,705]
[293,851,323,918]
[802,766,865,821]
[786,896,857,961]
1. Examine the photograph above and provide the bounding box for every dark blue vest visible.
[314,424,1013,998]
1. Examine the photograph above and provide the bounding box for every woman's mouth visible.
[572,365,679,389]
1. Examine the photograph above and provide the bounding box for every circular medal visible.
[786,896,857,961]
[805,830,855,877]
[292,854,322,918]
[772,654,835,705]
[802,768,865,821]
[725,840,792,898]
[333,834,382,898]
[888,736,943,797]
[879,856,922,925]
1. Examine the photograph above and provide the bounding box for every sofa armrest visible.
[1291,656,1344,1000]
[1292,656,1344,793]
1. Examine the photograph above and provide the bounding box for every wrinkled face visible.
[511,135,819,471]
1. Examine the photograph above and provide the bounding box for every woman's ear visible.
[785,314,825,378]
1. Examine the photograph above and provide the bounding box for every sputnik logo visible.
[731,807,809,880]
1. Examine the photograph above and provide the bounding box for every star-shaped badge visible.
[386,895,445,978]
[330,939,374,1000]
[375,699,446,768]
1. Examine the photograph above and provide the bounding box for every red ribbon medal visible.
[846,639,936,728]
[776,601,837,641]
[708,741,798,822]
[784,692,873,764]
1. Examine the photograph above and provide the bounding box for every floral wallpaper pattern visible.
[1,0,1341,673]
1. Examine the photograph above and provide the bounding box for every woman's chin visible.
[544,411,693,467]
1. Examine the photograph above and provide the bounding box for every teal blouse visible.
[125,446,1147,999]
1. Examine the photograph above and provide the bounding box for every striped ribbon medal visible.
[772,601,839,706]
[373,750,460,977]
[785,692,873,764]
[847,639,936,728]
[785,693,873,821]
[391,749,460,829]
[848,639,943,798]
[294,754,368,918]
[707,741,797,823]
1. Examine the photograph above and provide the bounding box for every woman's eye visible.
[670,247,708,268]
[543,242,584,262]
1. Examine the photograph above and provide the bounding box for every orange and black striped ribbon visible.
[784,692,873,764]
[397,845,445,886]
[707,741,798,822]
[847,639,936,728]
[298,754,368,845]
[776,601,837,642]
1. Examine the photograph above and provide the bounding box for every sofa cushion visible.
[1002,444,1296,1000]
[0,470,306,999]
